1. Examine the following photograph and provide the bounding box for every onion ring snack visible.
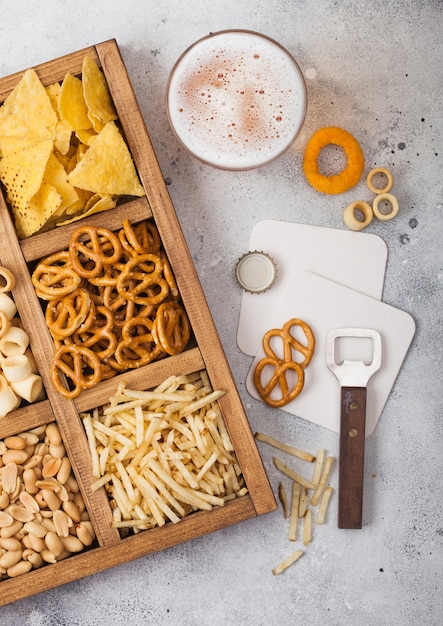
[367,167,394,194]
[303,126,364,194]
[372,193,399,221]
[343,200,373,231]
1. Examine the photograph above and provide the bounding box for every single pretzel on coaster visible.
[254,318,315,408]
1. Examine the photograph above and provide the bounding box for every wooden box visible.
[0,40,276,606]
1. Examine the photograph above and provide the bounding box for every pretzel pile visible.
[254,318,315,408]
[32,219,191,399]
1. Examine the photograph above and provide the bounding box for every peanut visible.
[1,424,93,580]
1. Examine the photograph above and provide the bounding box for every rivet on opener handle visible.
[326,328,382,529]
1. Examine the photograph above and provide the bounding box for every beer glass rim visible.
[165,29,307,171]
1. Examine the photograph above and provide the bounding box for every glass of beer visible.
[166,30,307,171]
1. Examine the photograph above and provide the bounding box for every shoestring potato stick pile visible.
[31,218,191,399]
[0,266,44,417]
[254,432,334,575]
[0,56,144,239]
[82,370,248,535]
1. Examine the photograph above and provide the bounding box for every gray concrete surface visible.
[0,1,441,624]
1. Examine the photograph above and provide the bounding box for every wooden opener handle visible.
[338,386,367,529]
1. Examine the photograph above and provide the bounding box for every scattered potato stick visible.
[303,509,312,546]
[272,549,304,575]
[278,481,288,518]
[298,487,308,518]
[311,456,334,506]
[255,432,315,462]
[90,472,112,492]
[311,448,325,487]
[273,457,315,490]
[317,486,333,525]
[288,482,300,541]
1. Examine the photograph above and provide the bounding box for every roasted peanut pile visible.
[0,423,95,579]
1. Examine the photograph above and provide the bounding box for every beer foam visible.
[167,31,307,170]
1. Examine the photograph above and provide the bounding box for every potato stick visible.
[311,448,325,487]
[179,390,225,417]
[147,458,211,510]
[141,467,186,516]
[99,446,110,476]
[90,473,113,492]
[114,459,136,504]
[272,549,304,575]
[288,482,300,541]
[303,509,312,546]
[146,496,166,527]
[317,486,333,525]
[91,419,136,450]
[255,432,315,462]
[212,405,235,452]
[311,456,334,506]
[172,458,199,489]
[135,405,144,448]
[273,457,315,490]
[112,519,153,529]
[83,414,101,478]
[226,463,240,492]
[183,487,225,508]
[111,475,132,519]
[195,451,219,482]
[298,487,308,518]
[117,389,196,404]
[127,467,180,524]
[278,481,288,518]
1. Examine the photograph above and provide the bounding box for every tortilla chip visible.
[59,73,92,132]
[0,69,56,139]
[0,135,40,157]
[43,153,79,213]
[14,182,61,239]
[46,82,73,155]
[67,121,144,196]
[82,56,117,124]
[0,139,53,212]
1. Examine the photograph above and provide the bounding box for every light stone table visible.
[0,1,441,624]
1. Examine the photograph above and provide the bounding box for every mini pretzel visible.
[113,316,164,368]
[72,305,117,360]
[262,318,315,369]
[254,358,305,408]
[31,251,82,300]
[254,318,315,408]
[51,344,102,399]
[119,218,162,257]
[69,226,123,279]
[116,254,169,306]
[45,288,95,341]
[152,301,191,355]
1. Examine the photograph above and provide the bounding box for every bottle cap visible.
[235,251,277,293]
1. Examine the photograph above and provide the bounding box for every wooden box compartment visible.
[0,40,276,606]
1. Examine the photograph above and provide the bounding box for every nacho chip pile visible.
[0,56,145,239]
